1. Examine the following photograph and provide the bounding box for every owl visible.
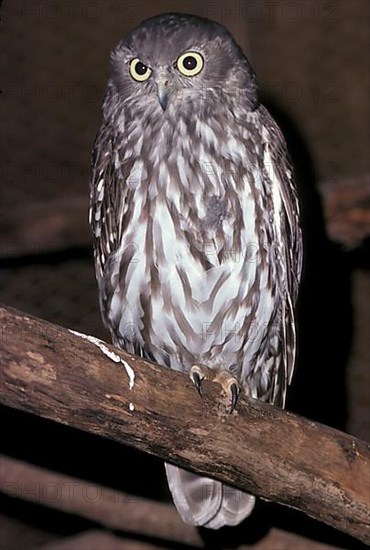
[90,13,302,529]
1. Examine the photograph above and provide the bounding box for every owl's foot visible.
[189,364,207,396]
[213,370,241,414]
[189,365,241,414]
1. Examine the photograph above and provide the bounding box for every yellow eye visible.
[129,58,152,82]
[176,51,204,77]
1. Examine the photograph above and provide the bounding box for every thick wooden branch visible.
[1,173,368,258]
[0,305,369,544]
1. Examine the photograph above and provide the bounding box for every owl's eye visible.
[176,52,204,77]
[129,58,152,82]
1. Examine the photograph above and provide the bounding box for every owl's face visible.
[109,13,257,117]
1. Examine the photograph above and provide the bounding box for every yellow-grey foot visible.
[190,366,241,414]
[189,364,207,396]
[214,370,241,414]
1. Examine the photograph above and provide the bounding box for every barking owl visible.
[90,13,302,529]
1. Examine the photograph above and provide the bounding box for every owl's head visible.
[109,13,257,117]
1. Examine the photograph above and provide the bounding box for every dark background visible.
[1,1,369,549]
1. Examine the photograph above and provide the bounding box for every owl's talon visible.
[230,382,239,413]
[190,365,206,397]
[213,371,242,413]
[192,371,203,396]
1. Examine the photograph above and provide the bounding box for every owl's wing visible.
[255,105,303,406]
[89,104,136,334]
[259,105,303,303]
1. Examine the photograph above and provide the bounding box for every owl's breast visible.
[106,151,276,373]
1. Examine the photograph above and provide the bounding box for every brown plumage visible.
[90,13,302,529]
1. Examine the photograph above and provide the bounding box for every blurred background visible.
[1,0,369,548]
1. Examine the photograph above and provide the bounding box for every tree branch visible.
[0,454,203,548]
[0,455,349,550]
[322,173,370,248]
[0,305,369,544]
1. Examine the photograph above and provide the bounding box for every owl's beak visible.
[156,78,170,111]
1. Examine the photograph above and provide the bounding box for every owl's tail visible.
[165,463,255,529]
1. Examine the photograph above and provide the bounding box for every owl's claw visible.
[214,371,242,414]
[190,365,241,413]
[230,382,240,413]
[192,371,203,396]
[190,365,206,396]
